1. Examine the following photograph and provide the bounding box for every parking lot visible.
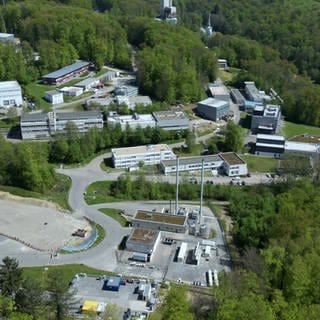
[71,274,157,314]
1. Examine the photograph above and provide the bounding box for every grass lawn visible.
[241,154,279,173]
[0,173,71,211]
[174,144,203,157]
[24,82,54,110]
[85,181,123,205]
[99,208,130,227]
[218,68,240,83]
[22,264,113,288]
[58,223,105,254]
[283,121,320,138]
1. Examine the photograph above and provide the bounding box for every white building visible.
[59,86,83,97]
[161,154,224,175]
[20,110,103,139]
[75,77,101,91]
[255,134,285,158]
[107,112,156,130]
[116,95,152,109]
[285,141,320,156]
[45,90,64,105]
[126,228,161,261]
[112,144,175,169]
[161,152,247,177]
[220,152,248,176]
[218,59,228,70]
[0,81,23,108]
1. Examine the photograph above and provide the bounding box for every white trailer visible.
[177,242,188,263]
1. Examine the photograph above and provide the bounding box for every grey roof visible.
[161,154,222,167]
[21,113,47,122]
[42,61,90,80]
[45,90,62,96]
[20,110,102,123]
[75,77,98,87]
[55,110,102,120]
[153,110,188,121]
[198,98,228,108]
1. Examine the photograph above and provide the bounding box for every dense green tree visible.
[15,278,47,319]
[162,286,194,320]
[0,257,23,297]
[223,121,243,152]
[46,270,75,320]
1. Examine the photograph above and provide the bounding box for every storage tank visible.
[199,224,210,238]
[189,223,196,235]
[207,269,213,287]
[213,270,219,286]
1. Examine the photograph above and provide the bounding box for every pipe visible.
[199,158,204,224]
[175,156,179,214]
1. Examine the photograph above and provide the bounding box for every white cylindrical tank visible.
[200,224,210,238]
[213,270,219,287]
[189,223,196,235]
[207,269,213,287]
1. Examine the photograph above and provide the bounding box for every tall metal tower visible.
[205,12,213,37]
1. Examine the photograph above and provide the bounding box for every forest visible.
[2,1,320,124]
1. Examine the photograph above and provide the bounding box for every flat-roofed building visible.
[75,77,101,91]
[0,33,20,46]
[45,90,64,105]
[132,210,187,233]
[218,59,228,70]
[59,86,83,97]
[115,85,138,97]
[86,96,114,108]
[230,89,245,108]
[126,228,161,261]
[219,152,248,176]
[116,95,152,109]
[20,110,103,139]
[42,60,91,85]
[111,144,175,169]
[107,112,156,130]
[207,83,230,102]
[153,109,189,131]
[285,141,320,156]
[255,134,285,158]
[0,81,23,108]
[251,104,282,134]
[244,81,263,103]
[160,154,224,174]
[197,98,229,121]
[0,33,14,42]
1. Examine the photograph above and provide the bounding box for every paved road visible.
[0,152,129,270]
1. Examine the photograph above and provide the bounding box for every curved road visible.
[0,153,129,271]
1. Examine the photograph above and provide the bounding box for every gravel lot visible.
[0,198,90,251]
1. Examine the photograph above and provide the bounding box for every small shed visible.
[103,276,121,291]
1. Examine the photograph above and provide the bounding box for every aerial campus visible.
[1,1,320,319]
